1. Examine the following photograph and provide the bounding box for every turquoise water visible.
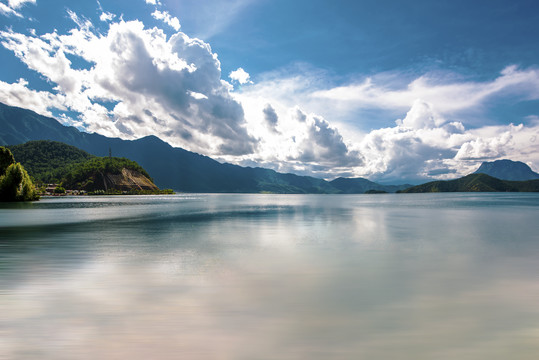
[1,193,539,359]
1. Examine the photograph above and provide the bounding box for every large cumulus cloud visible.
[2,7,539,182]
[0,14,256,156]
[230,95,363,177]
[355,99,539,182]
[235,64,539,182]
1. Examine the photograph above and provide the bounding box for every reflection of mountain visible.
[1,102,405,193]
[474,159,539,181]
[399,173,539,193]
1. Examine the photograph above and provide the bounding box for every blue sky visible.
[1,0,539,182]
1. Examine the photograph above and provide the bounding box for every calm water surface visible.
[1,193,539,359]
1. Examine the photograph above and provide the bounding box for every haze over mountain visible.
[1,1,539,183]
[473,159,539,181]
[0,102,409,193]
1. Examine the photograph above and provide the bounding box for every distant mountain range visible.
[401,160,539,193]
[400,173,539,193]
[473,159,539,181]
[0,102,410,193]
[329,177,410,194]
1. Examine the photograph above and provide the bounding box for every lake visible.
[1,193,539,359]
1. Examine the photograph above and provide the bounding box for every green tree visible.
[0,147,39,202]
[0,146,15,175]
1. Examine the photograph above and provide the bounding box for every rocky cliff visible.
[99,168,159,192]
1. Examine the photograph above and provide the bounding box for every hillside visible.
[60,157,159,192]
[0,103,407,193]
[7,140,161,193]
[474,159,539,181]
[399,173,539,193]
[8,140,94,183]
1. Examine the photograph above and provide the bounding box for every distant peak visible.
[473,159,539,181]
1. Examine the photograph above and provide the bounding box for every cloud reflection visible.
[2,194,539,359]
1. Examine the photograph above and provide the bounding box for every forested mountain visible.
[0,103,407,193]
[399,173,539,193]
[59,157,159,192]
[8,140,160,192]
[8,140,94,182]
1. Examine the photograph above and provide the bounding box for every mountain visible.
[399,173,539,193]
[8,140,162,193]
[330,177,412,193]
[0,102,403,193]
[60,157,160,193]
[473,159,539,181]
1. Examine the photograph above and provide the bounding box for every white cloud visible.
[230,63,539,181]
[354,101,539,182]
[236,77,539,182]
[99,12,115,22]
[145,0,161,5]
[231,90,363,177]
[0,78,67,116]
[395,99,445,130]
[0,2,23,17]
[312,66,539,116]
[66,9,93,32]
[455,133,513,161]
[151,10,181,32]
[7,0,35,8]
[0,15,257,156]
[352,100,464,182]
[229,67,252,85]
[96,0,115,22]
[2,6,539,182]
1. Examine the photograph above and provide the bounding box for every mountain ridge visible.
[399,173,539,193]
[473,159,539,181]
[0,102,406,193]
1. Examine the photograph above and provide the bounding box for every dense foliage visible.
[0,147,39,201]
[8,140,154,190]
[8,140,94,183]
[61,156,153,190]
[0,146,15,173]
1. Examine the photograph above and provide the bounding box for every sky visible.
[1,0,539,183]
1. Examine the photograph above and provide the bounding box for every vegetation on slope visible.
[61,157,155,191]
[399,173,539,193]
[1,103,407,193]
[0,146,39,201]
[8,140,94,183]
[7,140,166,194]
